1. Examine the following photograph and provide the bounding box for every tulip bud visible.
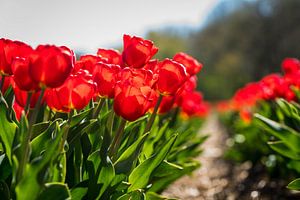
[45,69,96,112]
[173,52,203,76]
[97,48,122,65]
[29,45,75,88]
[122,34,158,68]
[156,59,188,96]
[0,38,33,76]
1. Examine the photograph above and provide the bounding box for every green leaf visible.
[30,119,63,159]
[71,187,88,200]
[128,134,177,191]
[268,141,300,160]
[254,113,300,153]
[117,190,145,200]
[16,121,66,200]
[0,180,10,200]
[115,133,149,173]
[0,102,17,164]
[70,108,93,127]
[152,161,183,178]
[287,178,300,190]
[31,121,51,139]
[38,182,71,200]
[146,192,177,200]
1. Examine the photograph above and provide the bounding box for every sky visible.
[0,0,219,52]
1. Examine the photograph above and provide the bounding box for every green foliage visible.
[253,99,300,190]
[0,91,206,199]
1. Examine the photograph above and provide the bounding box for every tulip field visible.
[0,35,209,199]
[1,34,300,199]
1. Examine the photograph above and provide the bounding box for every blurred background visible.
[1,0,300,100]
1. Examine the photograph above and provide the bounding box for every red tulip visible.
[29,45,75,88]
[0,76,13,94]
[118,67,156,88]
[73,54,107,74]
[180,91,203,116]
[176,75,197,106]
[97,48,122,65]
[156,59,188,96]
[45,69,96,112]
[122,34,158,68]
[0,38,33,76]
[173,52,203,76]
[114,83,155,121]
[92,62,121,98]
[13,101,24,121]
[13,85,43,108]
[158,95,175,114]
[11,57,39,91]
[281,58,300,75]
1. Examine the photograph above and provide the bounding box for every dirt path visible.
[163,113,300,200]
[163,112,236,199]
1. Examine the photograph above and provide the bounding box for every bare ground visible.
[163,113,300,200]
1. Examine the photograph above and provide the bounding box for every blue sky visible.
[0,0,218,51]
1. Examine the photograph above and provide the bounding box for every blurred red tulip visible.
[176,75,198,106]
[45,69,96,112]
[156,59,187,96]
[97,48,122,65]
[173,52,203,76]
[92,62,121,98]
[180,91,203,116]
[281,58,300,75]
[29,45,75,88]
[0,38,33,76]
[158,95,175,114]
[122,34,158,68]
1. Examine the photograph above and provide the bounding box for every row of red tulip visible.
[0,34,209,121]
[217,58,300,122]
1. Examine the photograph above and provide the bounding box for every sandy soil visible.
[163,113,300,200]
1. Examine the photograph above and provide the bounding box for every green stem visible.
[108,118,126,160]
[92,98,105,119]
[24,92,33,114]
[59,110,74,153]
[144,94,163,134]
[17,89,45,183]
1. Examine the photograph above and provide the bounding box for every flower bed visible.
[0,35,209,199]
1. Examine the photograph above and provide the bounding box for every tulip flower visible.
[0,76,13,94]
[29,45,75,88]
[176,75,198,106]
[156,59,188,96]
[13,101,24,121]
[0,38,33,76]
[180,91,203,116]
[173,52,203,76]
[114,83,155,121]
[281,58,300,75]
[92,62,121,98]
[97,48,122,65]
[122,34,158,68]
[13,85,43,108]
[11,57,39,91]
[45,69,96,112]
[73,54,107,74]
[158,95,176,114]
